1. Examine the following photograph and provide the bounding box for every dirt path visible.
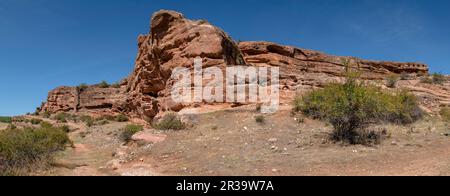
[138,108,450,176]
[302,140,450,176]
[43,120,122,176]
[29,110,450,176]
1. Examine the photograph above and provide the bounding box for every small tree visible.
[296,71,422,144]
[78,83,89,91]
[99,81,110,88]
[120,124,143,142]
[153,114,185,131]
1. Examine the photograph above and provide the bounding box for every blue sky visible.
[1,0,449,116]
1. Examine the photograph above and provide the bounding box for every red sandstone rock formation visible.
[41,84,127,115]
[41,10,448,119]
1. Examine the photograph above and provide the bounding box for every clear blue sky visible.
[1,0,449,116]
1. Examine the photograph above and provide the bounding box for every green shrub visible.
[40,121,53,129]
[99,81,110,88]
[419,73,446,85]
[115,114,129,122]
[85,118,94,127]
[120,124,143,142]
[0,123,71,175]
[255,115,265,123]
[0,116,12,123]
[440,107,450,122]
[385,75,399,88]
[154,114,185,131]
[79,115,94,127]
[432,73,446,85]
[60,125,71,133]
[77,83,89,91]
[30,118,43,125]
[79,115,92,122]
[295,72,422,144]
[42,111,51,119]
[53,113,70,123]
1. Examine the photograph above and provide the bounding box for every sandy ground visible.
[28,105,450,176]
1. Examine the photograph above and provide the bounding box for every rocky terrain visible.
[39,10,449,121]
[24,106,450,176]
[16,10,448,176]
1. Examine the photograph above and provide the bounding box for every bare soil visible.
[27,105,450,176]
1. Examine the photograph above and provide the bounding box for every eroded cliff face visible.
[41,85,127,115]
[125,10,245,119]
[239,41,428,80]
[41,10,449,119]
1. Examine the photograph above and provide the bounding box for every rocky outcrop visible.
[41,10,448,119]
[42,87,79,113]
[41,85,127,115]
[125,10,245,119]
[239,41,428,88]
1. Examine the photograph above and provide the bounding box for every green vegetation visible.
[77,83,89,91]
[294,72,422,144]
[111,82,121,88]
[30,118,43,125]
[440,107,450,122]
[79,115,94,127]
[42,111,51,118]
[255,115,265,124]
[385,75,399,88]
[0,116,12,124]
[120,124,144,142]
[0,123,71,175]
[153,114,185,131]
[432,73,446,85]
[59,125,71,133]
[115,114,129,122]
[53,112,70,123]
[420,73,447,85]
[99,81,110,88]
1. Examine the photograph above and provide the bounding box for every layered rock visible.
[125,10,245,119]
[42,87,78,113]
[41,10,449,119]
[41,85,127,115]
[239,41,429,88]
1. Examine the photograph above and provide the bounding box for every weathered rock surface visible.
[41,85,127,115]
[125,10,245,119]
[40,10,448,119]
[239,41,429,89]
